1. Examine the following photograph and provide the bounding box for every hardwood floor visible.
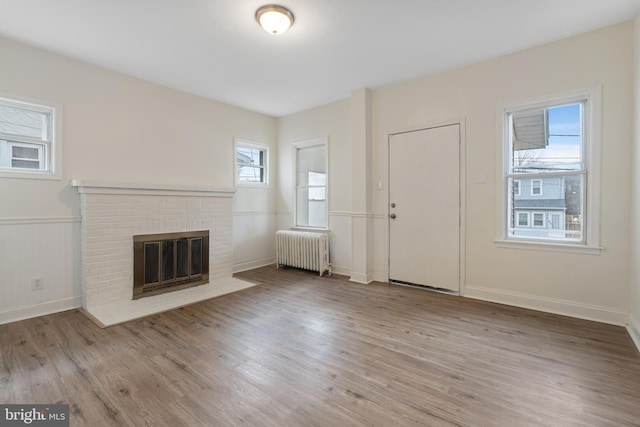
[2,265,640,426]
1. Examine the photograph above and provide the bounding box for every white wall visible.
[630,13,640,349]
[276,99,352,275]
[0,37,276,323]
[372,22,633,325]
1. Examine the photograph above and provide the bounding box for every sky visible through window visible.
[536,103,581,168]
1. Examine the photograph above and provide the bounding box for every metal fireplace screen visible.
[133,231,209,299]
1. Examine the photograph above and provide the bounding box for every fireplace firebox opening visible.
[133,231,209,299]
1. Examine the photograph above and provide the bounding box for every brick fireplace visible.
[71,180,256,327]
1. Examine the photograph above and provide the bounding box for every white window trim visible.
[234,138,269,187]
[517,211,530,227]
[532,212,545,228]
[513,179,521,196]
[531,179,542,196]
[495,86,602,254]
[293,136,329,230]
[0,93,62,180]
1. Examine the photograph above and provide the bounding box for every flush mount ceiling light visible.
[256,4,294,35]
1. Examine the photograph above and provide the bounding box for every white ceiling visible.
[0,0,639,117]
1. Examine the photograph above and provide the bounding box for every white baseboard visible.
[464,285,628,326]
[233,257,276,273]
[349,272,374,284]
[0,296,82,325]
[628,314,640,352]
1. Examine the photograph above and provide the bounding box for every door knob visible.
[389,213,397,219]
[391,203,396,208]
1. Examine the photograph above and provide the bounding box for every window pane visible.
[12,145,39,160]
[238,165,264,183]
[144,243,160,284]
[176,239,189,278]
[237,145,266,183]
[517,213,528,226]
[511,103,583,174]
[296,140,327,228]
[297,187,310,226]
[297,145,326,184]
[508,174,583,240]
[531,180,542,195]
[191,238,202,276]
[162,240,175,282]
[533,213,544,227]
[11,159,40,169]
[0,104,49,140]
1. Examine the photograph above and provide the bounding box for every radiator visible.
[276,230,331,276]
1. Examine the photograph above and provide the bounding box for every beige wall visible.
[372,22,633,324]
[277,99,352,274]
[0,37,276,218]
[0,37,277,321]
[279,21,637,325]
[630,13,640,347]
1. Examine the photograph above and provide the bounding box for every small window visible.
[513,180,521,196]
[532,212,545,227]
[531,179,542,196]
[235,139,268,185]
[294,137,328,229]
[517,212,529,227]
[0,95,61,179]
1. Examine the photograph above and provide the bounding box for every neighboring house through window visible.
[500,88,601,247]
[0,94,61,179]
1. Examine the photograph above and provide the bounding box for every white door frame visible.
[384,118,466,296]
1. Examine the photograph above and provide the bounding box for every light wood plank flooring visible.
[2,265,640,426]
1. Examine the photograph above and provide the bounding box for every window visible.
[0,94,61,179]
[513,180,521,196]
[500,88,601,248]
[294,137,328,228]
[517,212,529,227]
[531,179,542,196]
[235,139,268,185]
[532,212,545,227]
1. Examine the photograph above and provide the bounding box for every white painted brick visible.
[78,189,234,315]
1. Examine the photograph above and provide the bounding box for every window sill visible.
[291,227,330,232]
[0,169,61,181]
[494,239,603,255]
[235,182,271,189]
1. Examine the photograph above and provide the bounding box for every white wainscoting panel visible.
[328,212,352,276]
[0,217,82,324]
[372,214,388,282]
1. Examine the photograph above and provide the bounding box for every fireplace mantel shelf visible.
[71,180,236,197]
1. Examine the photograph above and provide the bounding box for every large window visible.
[294,137,328,229]
[500,89,601,248]
[0,95,61,179]
[235,139,268,185]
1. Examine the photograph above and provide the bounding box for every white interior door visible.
[389,124,460,293]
